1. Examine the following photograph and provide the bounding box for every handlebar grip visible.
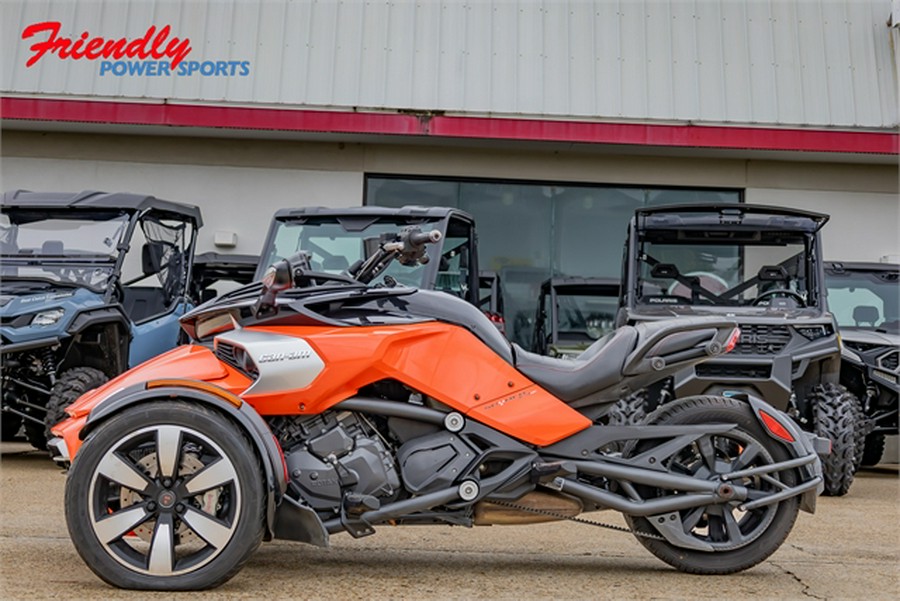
[408,229,442,246]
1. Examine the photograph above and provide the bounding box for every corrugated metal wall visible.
[3,0,897,129]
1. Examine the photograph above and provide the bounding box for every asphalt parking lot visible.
[0,440,897,601]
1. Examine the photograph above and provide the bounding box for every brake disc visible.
[119,453,221,544]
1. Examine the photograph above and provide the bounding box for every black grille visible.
[879,350,899,372]
[696,364,772,379]
[844,341,881,353]
[731,324,792,355]
[215,341,240,371]
[215,341,258,379]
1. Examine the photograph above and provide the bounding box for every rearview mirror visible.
[254,258,293,317]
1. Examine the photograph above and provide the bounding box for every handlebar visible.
[407,229,442,246]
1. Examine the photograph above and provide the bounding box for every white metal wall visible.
[2,134,897,261]
[3,0,897,129]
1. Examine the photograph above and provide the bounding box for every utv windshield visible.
[0,210,129,290]
[635,230,817,309]
[550,290,619,341]
[262,217,446,289]
[825,269,899,333]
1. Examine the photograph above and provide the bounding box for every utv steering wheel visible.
[752,289,806,307]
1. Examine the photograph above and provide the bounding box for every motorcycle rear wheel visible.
[623,395,800,574]
[65,401,265,590]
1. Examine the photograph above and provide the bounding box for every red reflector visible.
[724,327,741,353]
[759,410,795,443]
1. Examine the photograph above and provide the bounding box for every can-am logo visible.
[21,21,249,77]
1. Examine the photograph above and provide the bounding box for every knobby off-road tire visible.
[23,412,48,450]
[65,401,265,590]
[623,395,801,575]
[44,367,109,442]
[1,413,23,441]
[607,390,647,426]
[860,433,886,467]
[811,383,858,496]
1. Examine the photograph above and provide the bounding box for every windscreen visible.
[635,230,816,309]
[825,270,899,332]
[0,210,128,290]
[262,217,444,289]
[554,291,619,341]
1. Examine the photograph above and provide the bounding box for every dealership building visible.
[2,0,898,341]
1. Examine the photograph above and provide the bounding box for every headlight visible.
[795,325,833,340]
[31,308,65,326]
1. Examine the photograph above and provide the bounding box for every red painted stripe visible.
[2,97,897,154]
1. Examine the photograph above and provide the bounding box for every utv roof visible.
[1,190,203,226]
[824,261,899,273]
[635,203,829,233]
[273,205,473,222]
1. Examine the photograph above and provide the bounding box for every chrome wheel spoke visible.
[184,459,237,495]
[156,426,183,480]
[94,505,150,543]
[97,453,152,493]
[181,507,235,549]
[147,514,175,575]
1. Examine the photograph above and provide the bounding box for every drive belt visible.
[488,499,666,541]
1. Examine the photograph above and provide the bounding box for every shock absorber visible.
[40,349,58,386]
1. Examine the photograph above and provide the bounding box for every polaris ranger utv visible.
[532,277,620,358]
[1,190,201,449]
[617,204,861,495]
[256,206,482,307]
[824,261,899,466]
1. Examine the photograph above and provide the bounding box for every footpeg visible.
[530,460,576,484]
[340,494,381,538]
[344,493,380,517]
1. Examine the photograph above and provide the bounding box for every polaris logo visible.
[740,333,769,345]
[258,350,312,363]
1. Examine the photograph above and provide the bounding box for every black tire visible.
[45,367,109,441]
[23,416,48,450]
[860,433,886,467]
[622,395,800,575]
[850,396,869,473]
[65,401,265,590]
[607,390,647,426]
[1,412,23,441]
[810,383,858,496]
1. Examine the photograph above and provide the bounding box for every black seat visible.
[513,327,639,402]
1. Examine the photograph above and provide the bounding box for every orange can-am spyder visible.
[52,227,826,591]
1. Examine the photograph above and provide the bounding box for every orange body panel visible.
[56,322,592,451]
[239,322,591,446]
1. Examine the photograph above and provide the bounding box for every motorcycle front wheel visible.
[65,401,265,590]
[623,395,801,574]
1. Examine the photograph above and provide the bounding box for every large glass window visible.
[366,176,740,347]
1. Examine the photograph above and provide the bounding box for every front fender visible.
[58,380,287,540]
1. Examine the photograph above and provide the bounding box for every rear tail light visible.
[758,409,796,443]
[484,311,506,333]
[724,327,741,353]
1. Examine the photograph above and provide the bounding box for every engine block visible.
[274,412,401,511]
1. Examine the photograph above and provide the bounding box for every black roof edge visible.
[1,190,203,227]
[272,205,474,222]
[824,260,900,272]
[635,203,829,225]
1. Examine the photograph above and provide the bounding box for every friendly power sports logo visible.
[21,21,250,77]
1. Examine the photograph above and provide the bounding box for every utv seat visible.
[121,287,169,323]
[513,327,639,402]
